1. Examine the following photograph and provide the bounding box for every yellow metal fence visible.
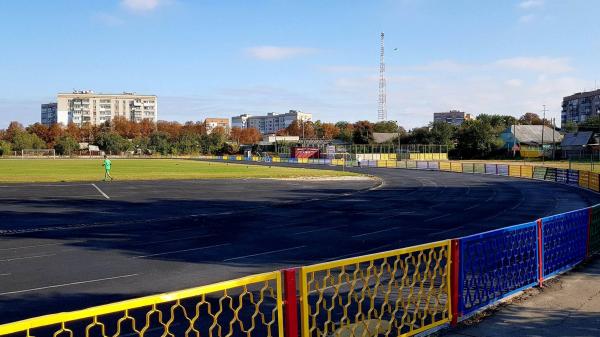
[0,272,284,337]
[299,241,452,337]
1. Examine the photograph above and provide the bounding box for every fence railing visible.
[299,241,451,337]
[0,272,284,337]
[3,157,600,337]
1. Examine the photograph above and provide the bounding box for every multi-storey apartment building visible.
[40,103,64,126]
[204,118,230,134]
[433,110,472,126]
[43,90,158,126]
[231,110,312,134]
[562,89,600,124]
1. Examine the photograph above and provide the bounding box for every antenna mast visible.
[378,32,387,121]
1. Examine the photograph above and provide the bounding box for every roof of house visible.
[503,125,563,145]
[561,131,593,147]
[372,132,398,144]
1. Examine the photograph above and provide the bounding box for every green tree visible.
[54,136,79,156]
[96,132,131,154]
[373,120,400,133]
[149,132,171,155]
[335,121,353,143]
[562,121,578,133]
[0,140,12,156]
[429,121,457,146]
[11,131,45,151]
[455,120,504,158]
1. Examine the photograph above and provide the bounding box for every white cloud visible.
[505,79,523,87]
[495,57,573,74]
[121,0,162,12]
[245,46,317,61]
[518,0,544,9]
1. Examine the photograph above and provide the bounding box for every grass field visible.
[0,159,358,183]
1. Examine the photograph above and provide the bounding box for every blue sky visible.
[1,0,599,128]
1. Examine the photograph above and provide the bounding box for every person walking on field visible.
[102,155,113,181]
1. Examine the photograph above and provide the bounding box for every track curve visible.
[0,164,598,323]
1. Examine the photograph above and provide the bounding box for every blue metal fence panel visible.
[367,160,377,167]
[545,168,557,181]
[485,164,497,174]
[428,161,439,170]
[417,161,428,169]
[541,209,588,278]
[324,159,331,164]
[567,170,579,186]
[555,169,567,184]
[497,165,509,176]
[459,221,538,316]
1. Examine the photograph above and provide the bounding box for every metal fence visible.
[299,241,451,337]
[458,222,539,316]
[0,272,284,337]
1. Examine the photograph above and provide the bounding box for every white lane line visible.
[224,245,306,262]
[0,253,56,262]
[351,227,400,238]
[463,204,481,211]
[91,183,110,199]
[0,273,11,276]
[132,243,231,259]
[424,213,452,222]
[427,226,465,237]
[0,274,139,296]
[293,225,347,235]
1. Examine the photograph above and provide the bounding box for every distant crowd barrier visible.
[2,160,599,337]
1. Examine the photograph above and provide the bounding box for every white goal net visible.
[21,149,56,158]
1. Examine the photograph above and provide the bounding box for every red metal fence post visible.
[450,239,460,327]
[283,268,299,337]
[537,219,544,287]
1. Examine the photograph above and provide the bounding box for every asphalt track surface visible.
[1,163,599,324]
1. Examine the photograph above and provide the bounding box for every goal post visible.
[21,149,56,159]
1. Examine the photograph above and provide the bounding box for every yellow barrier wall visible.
[509,165,521,177]
[440,161,451,171]
[521,166,534,179]
[590,173,600,191]
[451,162,462,173]
[579,171,589,189]
[377,160,387,167]
[0,272,284,337]
[299,241,452,337]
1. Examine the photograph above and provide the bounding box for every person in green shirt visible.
[102,155,113,181]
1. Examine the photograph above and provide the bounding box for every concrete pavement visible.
[442,256,600,337]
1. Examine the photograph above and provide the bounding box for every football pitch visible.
[0,158,358,183]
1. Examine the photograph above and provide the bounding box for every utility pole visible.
[378,32,387,121]
[542,105,547,163]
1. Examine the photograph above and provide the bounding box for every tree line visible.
[0,112,557,158]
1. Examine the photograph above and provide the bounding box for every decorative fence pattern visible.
[299,241,451,337]
[0,272,284,337]
[458,222,538,316]
[541,209,589,278]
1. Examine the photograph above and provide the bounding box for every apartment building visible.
[562,89,600,124]
[232,110,312,134]
[433,110,472,126]
[44,90,158,126]
[40,103,65,126]
[204,118,230,134]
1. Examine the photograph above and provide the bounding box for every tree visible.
[239,128,262,144]
[26,123,49,145]
[321,123,340,140]
[562,121,578,133]
[335,121,354,143]
[149,131,171,155]
[407,127,433,144]
[96,132,131,154]
[0,140,11,156]
[5,121,25,142]
[54,136,79,156]
[455,119,504,158]
[11,131,45,151]
[518,112,550,126]
[429,121,457,146]
[352,121,374,144]
[578,116,600,132]
[373,121,400,133]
